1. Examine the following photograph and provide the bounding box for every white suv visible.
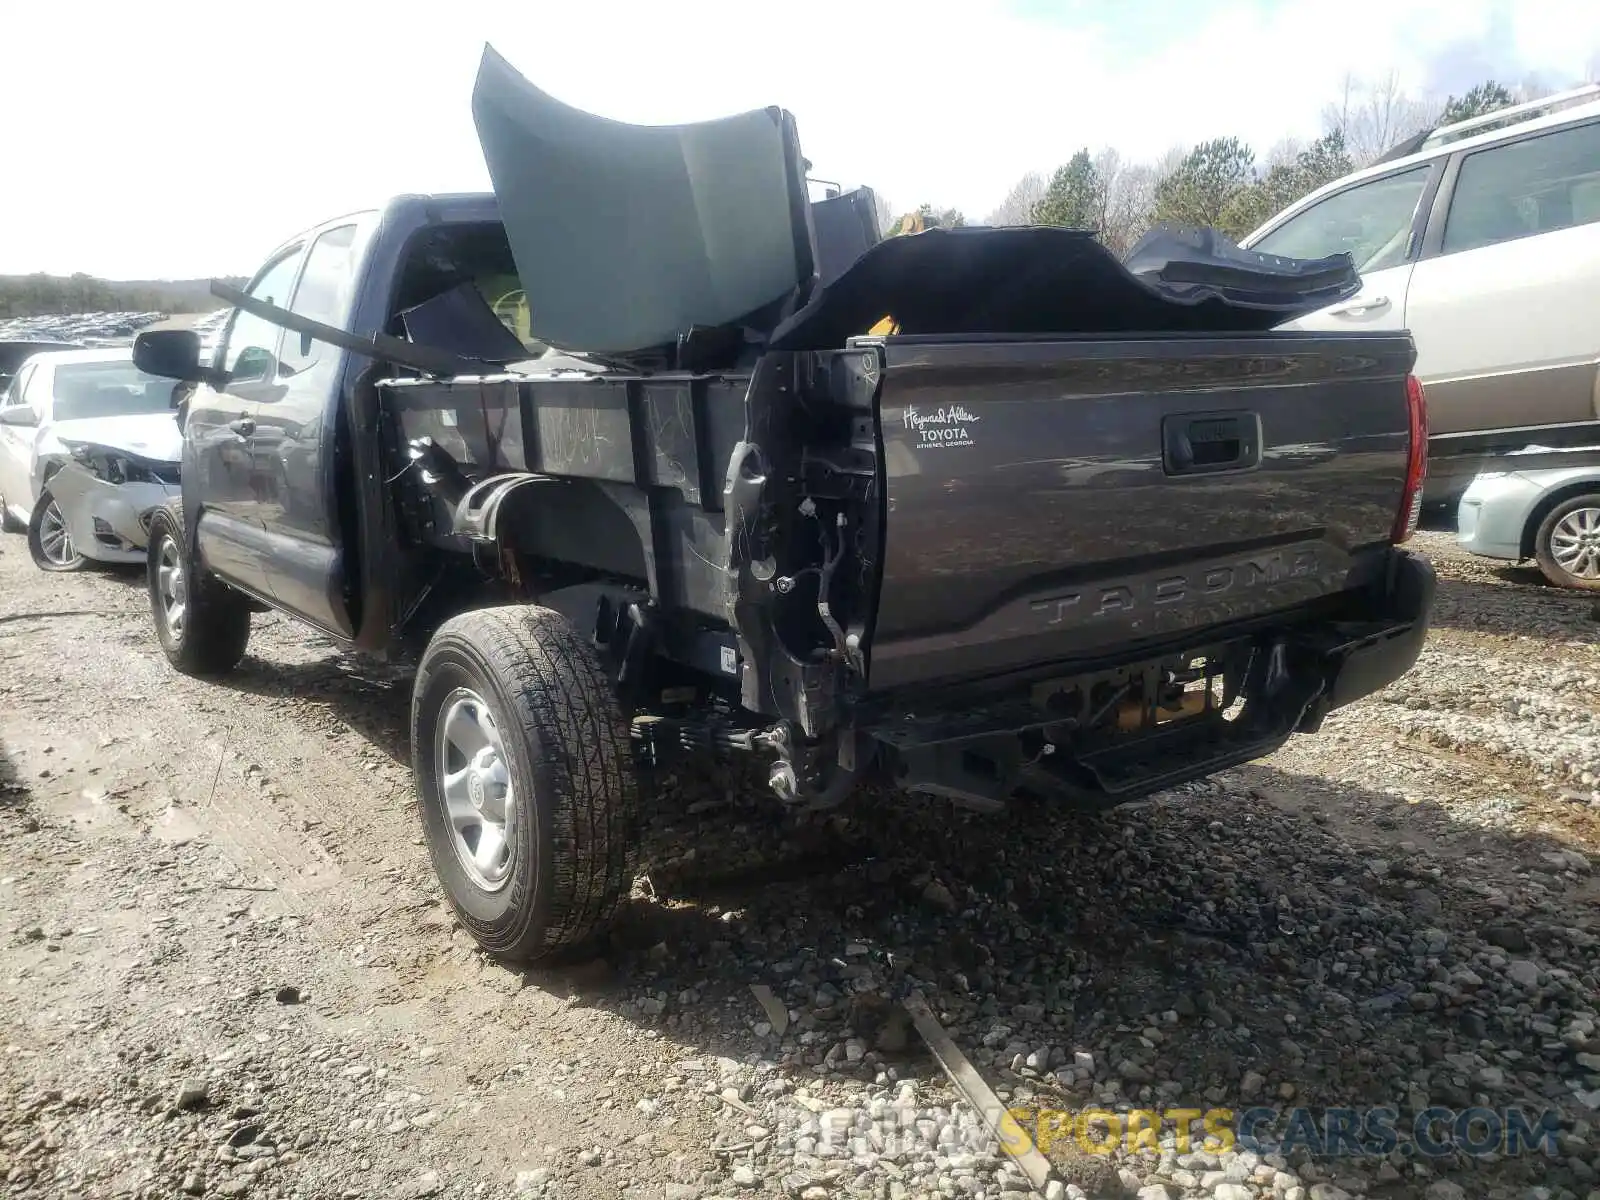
[1240,84,1600,507]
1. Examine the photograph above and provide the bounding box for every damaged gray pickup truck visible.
[130,45,1435,964]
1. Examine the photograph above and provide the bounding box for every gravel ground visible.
[2,531,1598,1200]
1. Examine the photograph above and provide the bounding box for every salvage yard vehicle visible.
[1458,447,1600,590]
[0,346,181,569]
[1238,82,1600,510]
[129,44,1436,964]
[0,339,80,395]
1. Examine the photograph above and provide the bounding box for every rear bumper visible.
[1314,547,1435,717]
[1076,550,1437,789]
[866,548,1435,809]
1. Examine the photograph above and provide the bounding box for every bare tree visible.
[873,193,898,237]
[1514,77,1557,103]
[984,171,1047,226]
[1152,144,1190,184]
[1091,147,1123,229]
[1322,71,1441,165]
[1261,137,1306,173]
[1102,161,1159,253]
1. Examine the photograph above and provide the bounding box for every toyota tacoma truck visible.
[130,44,1435,964]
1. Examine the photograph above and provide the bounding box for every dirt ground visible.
[2,532,1598,1200]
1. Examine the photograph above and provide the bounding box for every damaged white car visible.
[0,347,181,571]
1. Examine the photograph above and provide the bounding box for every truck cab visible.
[170,196,534,649]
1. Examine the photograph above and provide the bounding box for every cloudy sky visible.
[3,0,1598,280]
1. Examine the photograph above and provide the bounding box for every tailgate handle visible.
[1162,411,1261,476]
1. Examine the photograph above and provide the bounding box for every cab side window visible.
[21,366,46,422]
[278,224,359,376]
[1252,164,1433,272]
[1442,120,1600,255]
[220,248,305,384]
[1,364,32,409]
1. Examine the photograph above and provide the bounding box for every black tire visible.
[1533,493,1600,592]
[0,492,23,534]
[146,504,253,675]
[26,489,86,572]
[412,606,638,964]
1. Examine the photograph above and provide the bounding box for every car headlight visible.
[67,447,154,485]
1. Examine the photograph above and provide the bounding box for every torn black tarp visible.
[767,224,1361,351]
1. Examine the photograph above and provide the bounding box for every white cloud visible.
[2,0,1596,278]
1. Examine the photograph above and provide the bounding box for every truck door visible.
[185,245,304,597]
[248,220,365,636]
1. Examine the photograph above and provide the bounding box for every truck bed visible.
[863,331,1416,690]
[381,329,1417,701]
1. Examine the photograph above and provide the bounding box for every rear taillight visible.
[1392,373,1428,544]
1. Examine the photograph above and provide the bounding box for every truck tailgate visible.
[865,332,1417,692]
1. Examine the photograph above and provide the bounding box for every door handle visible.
[1327,295,1391,317]
[1162,410,1262,476]
[228,417,255,436]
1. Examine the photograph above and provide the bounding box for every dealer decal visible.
[903,403,980,449]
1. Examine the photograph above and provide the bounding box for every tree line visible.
[0,273,240,320]
[1,72,1573,319]
[882,75,1551,252]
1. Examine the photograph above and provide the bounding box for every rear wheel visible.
[412,606,638,964]
[1534,493,1600,592]
[26,490,85,572]
[146,505,253,675]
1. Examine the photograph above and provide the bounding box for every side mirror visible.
[134,329,223,387]
[0,405,37,427]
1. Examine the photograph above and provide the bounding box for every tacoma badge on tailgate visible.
[1030,545,1326,626]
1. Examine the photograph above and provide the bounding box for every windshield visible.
[51,360,177,422]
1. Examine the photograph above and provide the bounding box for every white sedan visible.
[1457,448,1600,591]
[0,346,182,571]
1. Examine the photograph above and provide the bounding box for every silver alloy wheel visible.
[157,536,188,639]
[37,498,79,565]
[1549,505,1600,580]
[436,688,516,891]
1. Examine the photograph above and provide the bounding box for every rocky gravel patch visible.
[2,532,1598,1199]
